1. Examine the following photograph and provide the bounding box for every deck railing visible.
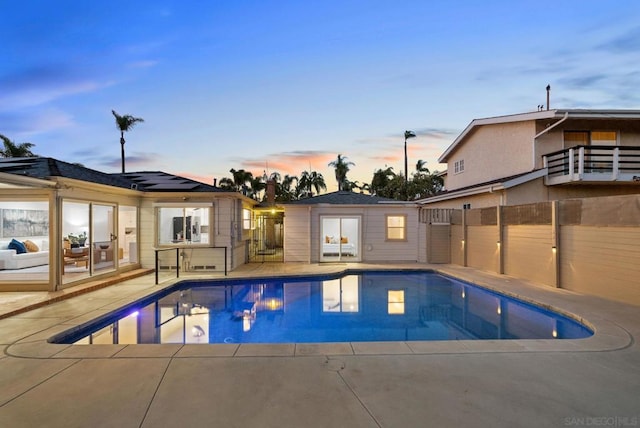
[154,246,227,284]
[543,145,640,184]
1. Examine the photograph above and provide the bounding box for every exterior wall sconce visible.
[552,246,557,253]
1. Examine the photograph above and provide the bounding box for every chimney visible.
[213,178,217,187]
[546,85,551,110]
[266,179,276,205]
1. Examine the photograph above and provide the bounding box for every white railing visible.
[543,145,640,185]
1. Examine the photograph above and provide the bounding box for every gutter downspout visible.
[533,112,569,170]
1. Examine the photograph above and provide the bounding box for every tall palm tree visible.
[0,134,37,157]
[112,110,144,173]
[328,154,355,191]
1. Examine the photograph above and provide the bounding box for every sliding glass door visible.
[320,216,361,262]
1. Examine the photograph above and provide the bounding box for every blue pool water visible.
[52,271,592,345]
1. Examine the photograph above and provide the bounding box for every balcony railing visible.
[543,145,640,185]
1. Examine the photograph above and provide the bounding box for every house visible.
[418,109,640,209]
[283,191,423,263]
[0,157,256,291]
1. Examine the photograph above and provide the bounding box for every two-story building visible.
[419,109,640,208]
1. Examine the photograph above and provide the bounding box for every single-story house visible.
[0,157,256,291]
[283,191,424,263]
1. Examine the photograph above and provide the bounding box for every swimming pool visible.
[51,270,592,345]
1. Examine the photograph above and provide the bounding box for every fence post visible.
[176,248,180,279]
[462,208,467,267]
[497,205,504,274]
[155,250,159,285]
[551,200,560,288]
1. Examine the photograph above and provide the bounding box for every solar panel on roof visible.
[145,183,200,190]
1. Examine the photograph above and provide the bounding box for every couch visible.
[322,236,357,256]
[0,239,50,270]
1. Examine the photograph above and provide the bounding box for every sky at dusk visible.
[2,1,640,191]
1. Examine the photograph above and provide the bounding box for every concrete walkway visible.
[0,263,638,427]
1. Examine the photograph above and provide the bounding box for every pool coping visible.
[3,265,633,359]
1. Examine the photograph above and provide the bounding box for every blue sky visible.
[2,1,640,190]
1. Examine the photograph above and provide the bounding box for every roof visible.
[416,169,547,204]
[114,171,223,192]
[285,191,400,205]
[439,108,640,163]
[0,157,224,193]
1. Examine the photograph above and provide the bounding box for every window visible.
[386,215,406,241]
[592,131,617,146]
[454,159,465,174]
[463,203,471,210]
[157,205,211,245]
[564,131,589,146]
[564,131,617,146]
[388,290,405,315]
[243,209,252,230]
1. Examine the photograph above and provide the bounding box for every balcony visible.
[543,145,640,185]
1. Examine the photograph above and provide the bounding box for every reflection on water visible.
[68,272,592,345]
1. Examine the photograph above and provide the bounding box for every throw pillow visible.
[8,239,27,254]
[325,236,330,244]
[340,236,348,244]
[24,240,39,252]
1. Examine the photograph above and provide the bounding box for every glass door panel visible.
[92,204,116,274]
[118,205,138,265]
[62,201,90,284]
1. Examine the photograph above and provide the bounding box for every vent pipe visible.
[546,85,551,110]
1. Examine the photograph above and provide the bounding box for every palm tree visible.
[0,134,37,157]
[328,154,355,191]
[112,110,144,173]
[298,170,327,197]
[279,174,298,201]
[415,159,430,174]
[308,171,326,196]
[370,166,395,195]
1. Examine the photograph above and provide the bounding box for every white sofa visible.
[322,243,357,256]
[0,240,50,270]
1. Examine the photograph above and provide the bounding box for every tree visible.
[229,168,253,195]
[277,174,298,202]
[112,110,144,173]
[299,170,327,198]
[328,154,355,191]
[0,134,37,157]
[415,159,429,174]
[370,166,395,195]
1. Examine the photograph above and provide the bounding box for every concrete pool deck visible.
[1,263,639,427]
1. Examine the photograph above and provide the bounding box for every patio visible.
[0,263,638,427]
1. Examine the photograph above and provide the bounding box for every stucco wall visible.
[446,121,536,191]
[466,225,499,273]
[503,225,554,286]
[560,225,640,305]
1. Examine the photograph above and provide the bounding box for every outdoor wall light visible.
[552,246,557,253]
